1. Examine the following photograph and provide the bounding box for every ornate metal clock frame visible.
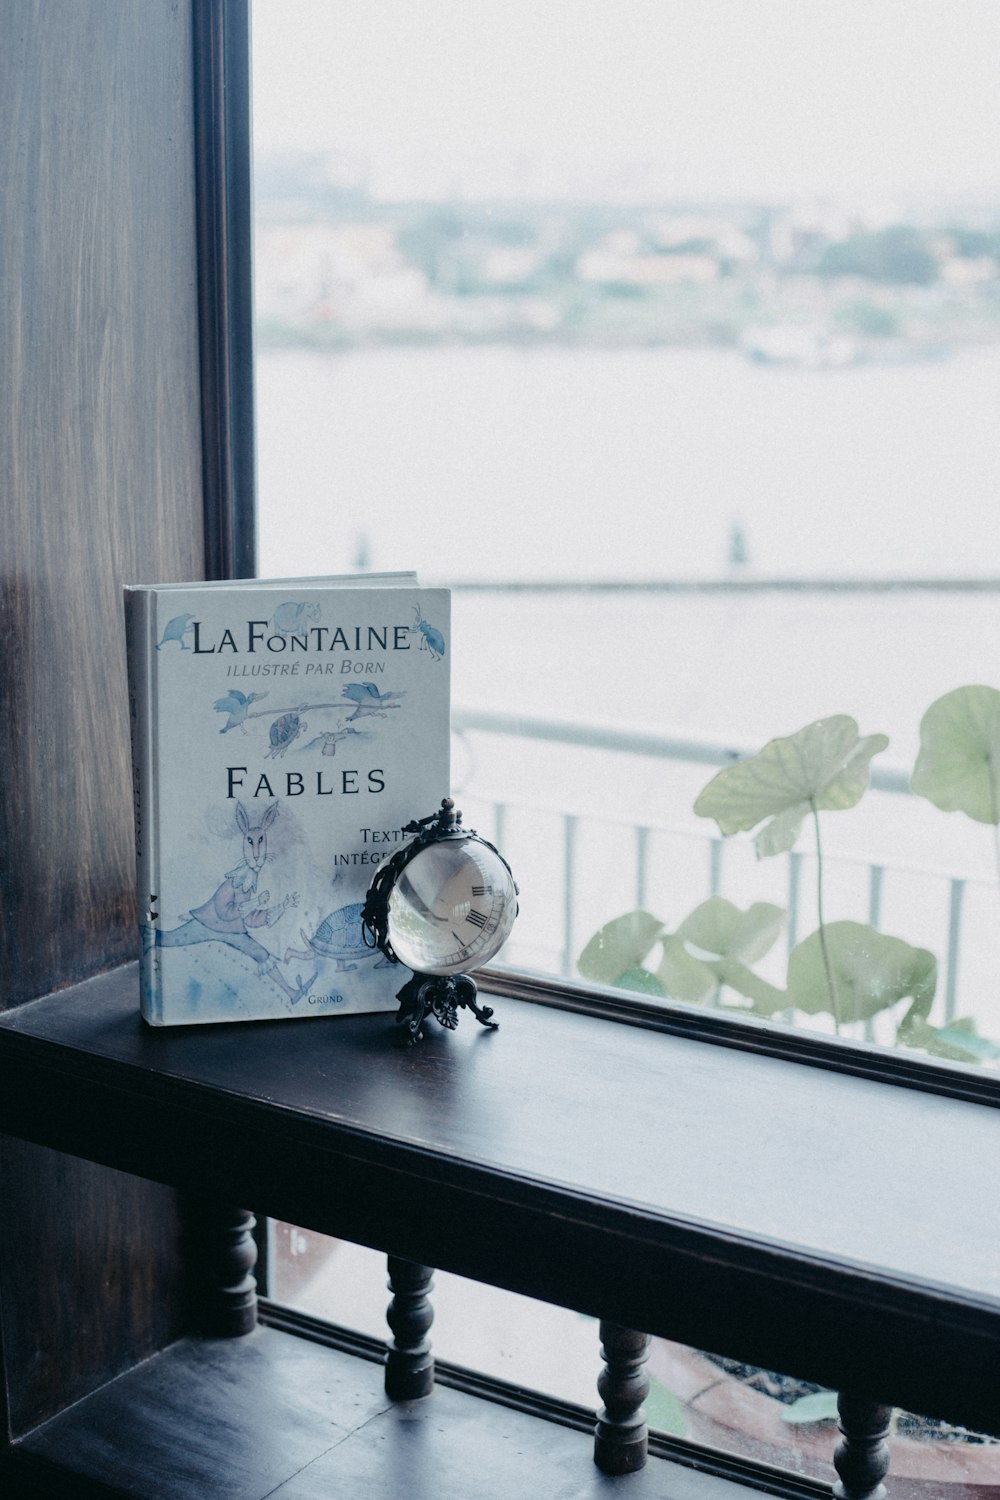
[361,799,518,1045]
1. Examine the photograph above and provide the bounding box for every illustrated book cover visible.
[124,574,450,1025]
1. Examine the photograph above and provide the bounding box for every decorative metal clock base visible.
[394,971,499,1047]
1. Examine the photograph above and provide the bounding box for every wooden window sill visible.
[0,964,998,1435]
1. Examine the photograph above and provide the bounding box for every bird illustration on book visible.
[205,697,379,753]
[297,725,374,757]
[213,689,268,733]
[150,801,316,1005]
[156,613,196,650]
[341,683,406,720]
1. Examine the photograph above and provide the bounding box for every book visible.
[124,575,451,1025]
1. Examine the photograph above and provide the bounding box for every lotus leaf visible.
[911,685,1000,825]
[780,1391,840,1426]
[657,897,786,1010]
[677,896,786,966]
[694,717,889,857]
[657,934,720,1004]
[716,959,789,1015]
[786,921,936,1027]
[578,899,786,1010]
[614,967,667,999]
[898,1014,1000,1064]
[576,910,663,985]
[645,1377,688,1438]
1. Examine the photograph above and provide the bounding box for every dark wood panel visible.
[0,1141,187,1437]
[0,0,241,1444]
[0,0,206,1007]
[2,969,999,1433]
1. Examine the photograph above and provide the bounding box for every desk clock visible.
[362,799,518,1044]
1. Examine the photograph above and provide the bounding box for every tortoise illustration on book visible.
[284,902,392,972]
[265,711,309,758]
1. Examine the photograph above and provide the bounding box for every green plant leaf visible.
[911,685,1000,825]
[786,921,937,1026]
[645,1375,688,1437]
[780,1391,840,1426]
[614,967,667,998]
[694,717,889,856]
[715,959,789,1016]
[580,900,787,1012]
[677,897,786,965]
[898,1014,1000,1064]
[577,910,663,985]
[657,897,787,1011]
[657,934,720,1003]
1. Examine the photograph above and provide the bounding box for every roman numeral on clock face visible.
[466,908,488,929]
[471,885,491,897]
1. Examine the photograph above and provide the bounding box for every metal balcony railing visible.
[452,706,991,1046]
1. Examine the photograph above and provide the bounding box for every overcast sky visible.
[251,1,1000,203]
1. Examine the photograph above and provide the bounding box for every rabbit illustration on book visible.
[151,802,316,1005]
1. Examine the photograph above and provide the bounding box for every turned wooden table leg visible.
[385,1256,435,1400]
[833,1393,894,1500]
[199,1205,258,1337]
[594,1321,651,1474]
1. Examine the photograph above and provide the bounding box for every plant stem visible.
[811,798,840,1030]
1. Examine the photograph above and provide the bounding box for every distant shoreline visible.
[445,577,1000,593]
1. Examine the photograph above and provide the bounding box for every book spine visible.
[123,589,162,1024]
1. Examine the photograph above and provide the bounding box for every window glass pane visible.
[649,1342,1000,1495]
[256,8,1000,1464]
[271,1229,601,1404]
[252,0,1000,1072]
[254,10,1000,1482]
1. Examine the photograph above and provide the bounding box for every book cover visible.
[124,576,450,1025]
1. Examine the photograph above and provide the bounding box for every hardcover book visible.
[124,575,450,1025]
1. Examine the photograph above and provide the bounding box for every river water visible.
[257,342,1000,584]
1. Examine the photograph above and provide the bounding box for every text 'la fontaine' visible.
[192,621,412,654]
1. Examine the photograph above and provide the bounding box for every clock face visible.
[387,836,517,976]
